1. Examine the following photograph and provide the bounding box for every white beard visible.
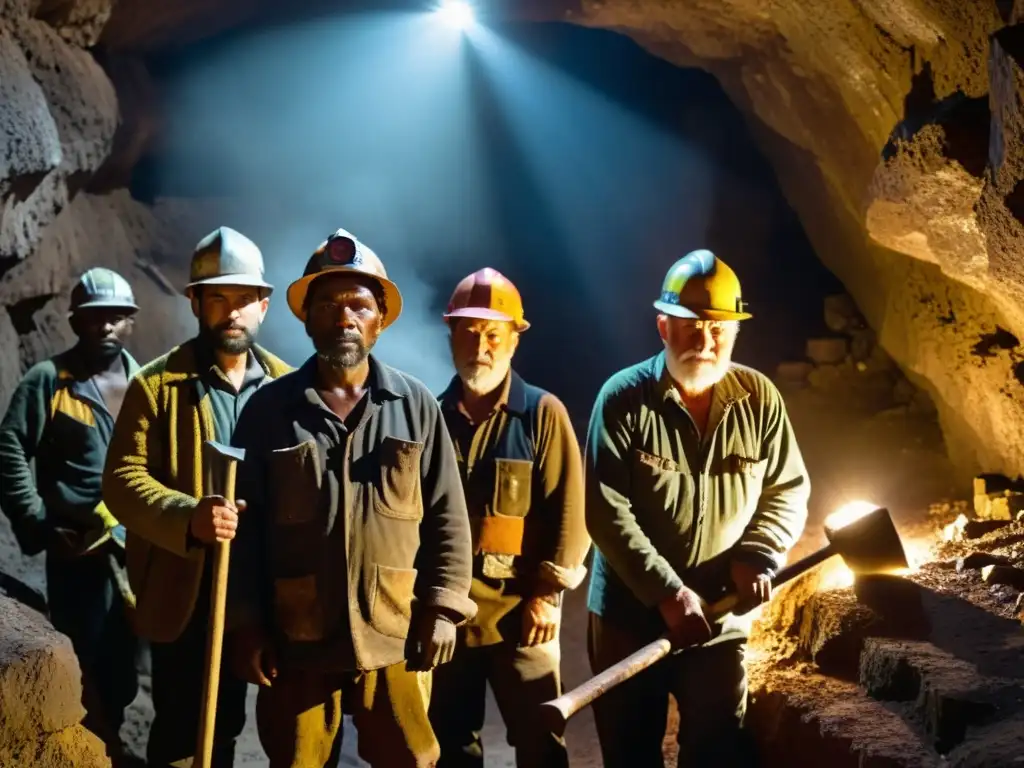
[666,354,730,396]
[459,358,511,396]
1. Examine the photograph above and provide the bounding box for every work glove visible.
[230,625,279,687]
[408,608,457,671]
[657,585,712,648]
[521,595,560,647]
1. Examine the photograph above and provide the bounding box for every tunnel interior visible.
[129,13,845,425]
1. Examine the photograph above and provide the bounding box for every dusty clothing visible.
[0,347,139,554]
[228,353,476,673]
[587,612,754,768]
[102,337,292,643]
[437,371,589,647]
[0,347,140,748]
[585,353,810,645]
[429,636,566,768]
[256,663,437,768]
[146,572,248,768]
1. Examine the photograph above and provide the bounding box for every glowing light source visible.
[436,1,475,29]
[824,499,879,532]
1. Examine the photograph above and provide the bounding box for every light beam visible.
[436,1,475,30]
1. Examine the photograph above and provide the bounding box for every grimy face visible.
[192,284,269,355]
[657,315,739,394]
[304,274,384,370]
[449,317,518,395]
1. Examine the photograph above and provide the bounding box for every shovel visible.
[539,505,909,736]
[195,440,246,768]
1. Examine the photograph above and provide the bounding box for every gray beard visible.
[316,340,369,370]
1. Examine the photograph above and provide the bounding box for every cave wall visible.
[557,0,1024,482]
[0,1,211,418]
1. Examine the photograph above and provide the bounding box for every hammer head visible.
[825,506,909,575]
[203,440,245,463]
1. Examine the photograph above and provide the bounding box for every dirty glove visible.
[408,608,457,671]
[230,625,278,687]
[657,585,712,648]
[521,595,560,647]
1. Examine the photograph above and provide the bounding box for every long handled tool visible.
[195,440,246,768]
[539,506,909,736]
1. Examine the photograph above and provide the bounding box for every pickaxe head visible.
[825,506,909,575]
[203,440,246,463]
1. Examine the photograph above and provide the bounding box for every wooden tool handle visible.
[195,461,237,768]
[540,636,672,736]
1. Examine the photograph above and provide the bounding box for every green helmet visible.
[70,268,138,313]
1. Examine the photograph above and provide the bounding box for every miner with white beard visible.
[104,227,292,767]
[584,250,810,767]
[428,268,590,768]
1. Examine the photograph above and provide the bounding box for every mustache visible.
[214,322,248,334]
[329,330,363,344]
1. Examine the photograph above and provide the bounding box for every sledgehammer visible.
[195,440,245,768]
[539,506,909,736]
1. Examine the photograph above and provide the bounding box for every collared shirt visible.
[438,370,588,647]
[585,351,810,644]
[195,341,266,443]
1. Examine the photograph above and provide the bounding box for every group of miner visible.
[0,226,810,768]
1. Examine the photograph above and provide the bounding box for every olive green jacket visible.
[585,352,810,644]
[102,339,292,643]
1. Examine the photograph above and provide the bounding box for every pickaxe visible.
[195,440,245,768]
[539,506,909,736]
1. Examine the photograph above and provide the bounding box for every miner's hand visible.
[408,609,457,671]
[230,625,278,687]
[522,596,560,647]
[730,559,773,614]
[657,585,712,647]
[190,496,245,544]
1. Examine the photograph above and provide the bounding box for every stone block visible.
[0,595,85,743]
[775,361,813,385]
[798,588,879,679]
[823,293,859,333]
[0,309,22,416]
[980,563,1024,589]
[965,519,1012,538]
[860,639,1000,753]
[955,552,1012,572]
[34,0,117,48]
[806,337,848,365]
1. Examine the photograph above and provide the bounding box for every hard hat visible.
[70,268,138,313]
[184,226,274,297]
[443,267,530,332]
[286,228,403,328]
[653,249,752,321]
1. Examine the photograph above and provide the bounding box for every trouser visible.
[255,661,439,768]
[146,562,248,768]
[429,638,567,768]
[587,612,757,768]
[46,552,140,755]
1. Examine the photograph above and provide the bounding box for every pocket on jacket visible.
[369,564,417,639]
[269,441,321,526]
[476,515,525,556]
[375,436,424,521]
[492,458,532,518]
[273,574,325,642]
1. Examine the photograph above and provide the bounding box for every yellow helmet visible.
[653,249,752,321]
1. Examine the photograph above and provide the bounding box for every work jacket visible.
[585,352,810,645]
[227,354,477,672]
[102,339,292,643]
[438,370,590,646]
[0,347,139,556]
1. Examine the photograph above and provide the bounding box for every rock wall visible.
[0,594,109,767]
[548,0,1024,483]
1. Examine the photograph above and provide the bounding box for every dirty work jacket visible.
[0,348,139,556]
[585,352,810,646]
[102,338,292,643]
[438,371,590,647]
[227,354,477,673]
